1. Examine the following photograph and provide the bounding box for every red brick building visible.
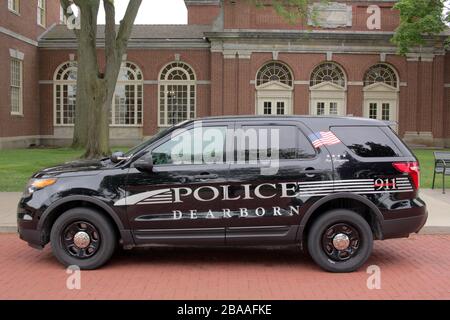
[1,0,450,149]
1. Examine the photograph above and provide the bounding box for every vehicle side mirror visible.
[110,151,127,163]
[134,157,154,173]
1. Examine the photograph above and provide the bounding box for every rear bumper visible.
[381,205,428,239]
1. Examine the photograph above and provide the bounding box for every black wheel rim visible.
[321,223,361,262]
[61,221,101,259]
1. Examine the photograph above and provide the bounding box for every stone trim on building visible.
[0,26,38,46]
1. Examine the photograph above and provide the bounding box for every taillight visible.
[392,161,420,190]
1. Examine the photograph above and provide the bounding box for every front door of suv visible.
[225,120,333,245]
[122,121,232,245]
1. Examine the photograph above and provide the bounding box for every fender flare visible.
[298,192,384,238]
[37,195,126,231]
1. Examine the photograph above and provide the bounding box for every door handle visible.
[303,167,317,178]
[193,173,219,181]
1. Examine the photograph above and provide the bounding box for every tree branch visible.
[72,0,101,77]
[104,0,142,91]
[116,0,142,53]
[104,0,117,68]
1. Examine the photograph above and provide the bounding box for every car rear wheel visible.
[307,209,373,273]
[50,208,117,270]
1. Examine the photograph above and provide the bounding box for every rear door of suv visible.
[224,119,333,245]
[327,125,419,216]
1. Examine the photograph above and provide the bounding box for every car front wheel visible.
[307,209,373,273]
[50,208,117,270]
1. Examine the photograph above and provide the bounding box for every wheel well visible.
[40,201,121,245]
[302,198,383,243]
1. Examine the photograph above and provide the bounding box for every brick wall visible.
[38,48,212,137]
[36,44,450,146]
[3,0,449,147]
[445,53,450,140]
[223,0,398,32]
[0,0,67,141]
[187,4,220,25]
[0,0,62,40]
[0,34,41,138]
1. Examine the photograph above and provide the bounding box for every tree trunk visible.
[65,0,142,159]
[84,80,110,158]
[71,0,101,152]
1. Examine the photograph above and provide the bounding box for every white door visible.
[364,101,398,130]
[312,100,341,116]
[258,98,291,116]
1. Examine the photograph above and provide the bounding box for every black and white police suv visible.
[17,116,427,272]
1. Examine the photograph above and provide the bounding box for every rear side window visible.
[331,126,401,158]
[241,125,316,160]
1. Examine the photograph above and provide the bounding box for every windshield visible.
[124,120,193,158]
[124,128,171,158]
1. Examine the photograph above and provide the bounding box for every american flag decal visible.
[309,131,341,148]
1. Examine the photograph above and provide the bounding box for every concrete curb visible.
[420,226,450,235]
[0,226,17,234]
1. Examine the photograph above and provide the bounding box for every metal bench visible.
[432,151,450,194]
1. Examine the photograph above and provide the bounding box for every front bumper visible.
[17,196,47,249]
[18,226,45,249]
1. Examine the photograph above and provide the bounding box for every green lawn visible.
[0,147,128,192]
[0,147,449,192]
[413,149,450,189]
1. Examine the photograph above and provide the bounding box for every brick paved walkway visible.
[0,234,449,300]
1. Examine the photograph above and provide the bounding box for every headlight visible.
[25,178,57,195]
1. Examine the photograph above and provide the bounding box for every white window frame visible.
[60,5,67,24]
[311,100,345,116]
[10,58,23,116]
[364,63,398,88]
[37,0,46,27]
[54,61,144,127]
[158,62,197,127]
[8,0,20,14]
[255,61,294,116]
[310,62,347,89]
[256,61,293,87]
[363,63,400,131]
[53,62,77,126]
[309,62,347,116]
[110,62,144,127]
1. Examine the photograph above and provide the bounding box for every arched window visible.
[309,62,347,116]
[111,62,143,126]
[256,62,293,87]
[364,64,398,88]
[54,61,77,125]
[158,62,196,126]
[255,62,294,116]
[310,62,346,88]
[54,61,144,126]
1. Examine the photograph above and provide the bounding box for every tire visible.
[50,208,117,270]
[307,209,373,273]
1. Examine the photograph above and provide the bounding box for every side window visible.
[240,125,316,160]
[151,126,227,165]
[331,126,401,158]
[297,129,317,159]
